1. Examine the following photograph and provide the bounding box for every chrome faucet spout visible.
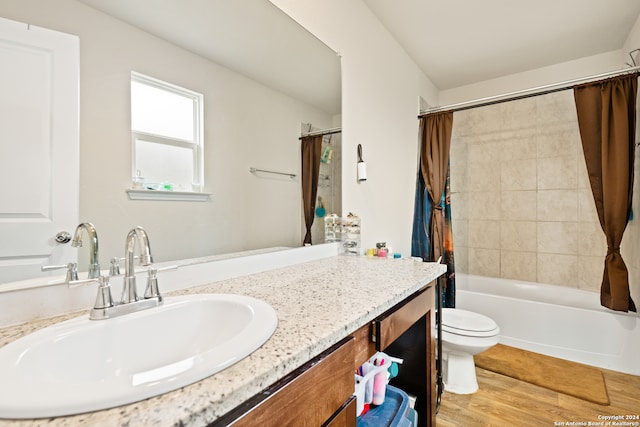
[71,222,100,279]
[122,226,154,304]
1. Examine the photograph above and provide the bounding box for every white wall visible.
[623,13,640,65]
[271,0,439,257]
[439,50,626,106]
[0,0,334,266]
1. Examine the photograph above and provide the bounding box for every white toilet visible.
[441,308,500,394]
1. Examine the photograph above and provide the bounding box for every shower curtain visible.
[301,135,323,245]
[574,73,639,313]
[411,112,456,307]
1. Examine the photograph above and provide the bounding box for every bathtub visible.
[455,273,640,375]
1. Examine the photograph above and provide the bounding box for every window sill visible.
[126,189,211,202]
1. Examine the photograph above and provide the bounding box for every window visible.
[130,72,203,192]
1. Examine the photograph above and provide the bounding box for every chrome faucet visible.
[69,226,175,320]
[71,222,100,279]
[121,226,154,304]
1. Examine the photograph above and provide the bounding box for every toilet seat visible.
[442,308,499,337]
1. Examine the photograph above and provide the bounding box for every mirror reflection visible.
[0,0,341,284]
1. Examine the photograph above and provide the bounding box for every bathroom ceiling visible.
[362,0,640,90]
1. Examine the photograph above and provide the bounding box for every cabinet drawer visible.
[224,336,355,427]
[373,285,432,351]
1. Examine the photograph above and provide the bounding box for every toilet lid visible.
[442,308,499,337]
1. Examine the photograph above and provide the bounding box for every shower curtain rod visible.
[419,65,640,116]
[299,127,342,139]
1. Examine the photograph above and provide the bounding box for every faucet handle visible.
[144,265,177,300]
[109,256,142,276]
[69,275,114,310]
[41,262,79,283]
[109,257,121,276]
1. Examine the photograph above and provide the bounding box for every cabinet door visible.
[221,337,355,427]
[0,17,79,283]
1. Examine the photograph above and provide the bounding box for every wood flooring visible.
[436,366,640,427]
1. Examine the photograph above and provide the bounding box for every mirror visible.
[0,0,341,284]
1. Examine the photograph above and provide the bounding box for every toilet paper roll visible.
[357,161,367,181]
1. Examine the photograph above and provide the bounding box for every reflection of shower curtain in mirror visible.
[301,135,323,245]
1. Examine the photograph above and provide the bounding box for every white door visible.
[0,17,79,284]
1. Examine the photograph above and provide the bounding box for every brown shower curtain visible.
[574,73,639,312]
[301,135,323,245]
[419,111,453,263]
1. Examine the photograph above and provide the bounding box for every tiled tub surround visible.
[450,90,640,295]
[0,255,445,426]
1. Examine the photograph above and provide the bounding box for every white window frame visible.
[129,71,205,197]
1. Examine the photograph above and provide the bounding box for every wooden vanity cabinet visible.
[213,282,436,427]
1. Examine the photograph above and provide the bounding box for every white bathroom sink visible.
[0,293,278,419]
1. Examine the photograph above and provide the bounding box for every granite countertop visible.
[0,255,445,426]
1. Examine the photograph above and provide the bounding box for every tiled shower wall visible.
[311,133,342,245]
[450,89,640,295]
